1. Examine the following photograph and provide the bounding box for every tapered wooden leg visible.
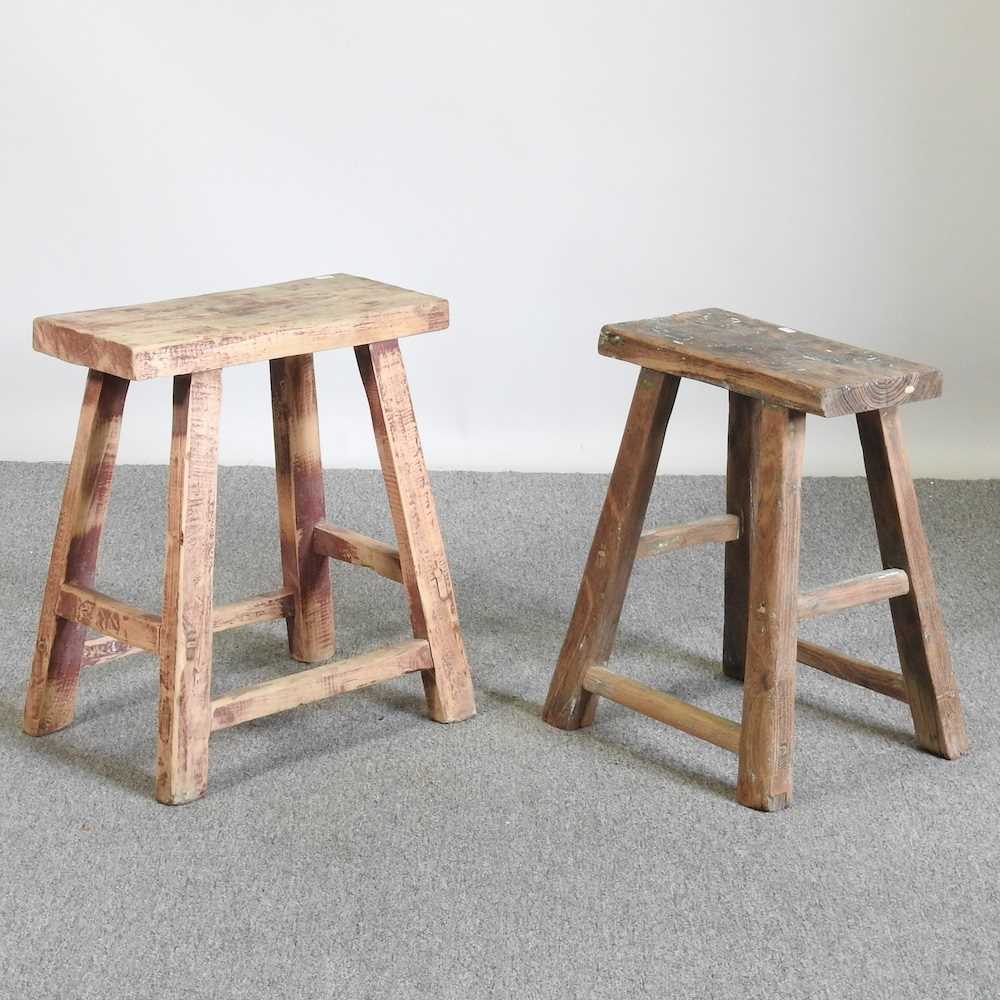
[722,392,757,681]
[156,370,222,805]
[270,355,335,663]
[857,407,968,759]
[543,369,680,730]
[23,370,129,736]
[736,404,805,811]
[356,339,475,723]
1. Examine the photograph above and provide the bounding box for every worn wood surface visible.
[23,370,128,736]
[211,639,432,731]
[270,355,335,663]
[156,370,222,805]
[636,514,739,559]
[33,274,449,380]
[857,407,968,758]
[213,588,295,632]
[60,585,292,653]
[82,635,137,668]
[582,666,741,753]
[82,589,294,668]
[357,340,475,722]
[797,640,908,702]
[56,584,161,652]
[599,309,942,417]
[313,522,403,582]
[543,369,680,730]
[722,392,757,681]
[796,569,910,621]
[736,404,805,811]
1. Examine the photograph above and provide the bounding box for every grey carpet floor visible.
[1,463,998,1000]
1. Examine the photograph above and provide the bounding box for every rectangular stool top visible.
[33,274,449,380]
[599,308,942,417]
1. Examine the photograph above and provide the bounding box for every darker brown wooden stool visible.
[543,308,968,811]
[23,274,475,804]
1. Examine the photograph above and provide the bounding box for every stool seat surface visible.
[599,308,942,416]
[33,274,448,380]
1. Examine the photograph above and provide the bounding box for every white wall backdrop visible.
[1,1,997,476]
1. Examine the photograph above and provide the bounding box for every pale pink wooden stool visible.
[24,274,475,804]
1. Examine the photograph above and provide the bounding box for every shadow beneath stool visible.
[479,683,736,804]
[612,633,724,679]
[0,699,153,799]
[356,682,427,717]
[585,727,736,801]
[5,620,441,801]
[481,686,543,720]
[794,694,914,749]
[69,663,158,726]
[206,705,426,794]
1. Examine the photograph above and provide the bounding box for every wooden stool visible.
[23,274,475,804]
[542,308,968,811]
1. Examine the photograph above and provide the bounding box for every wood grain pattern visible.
[211,639,432,731]
[212,588,295,632]
[23,370,128,736]
[582,666,741,753]
[736,404,805,811]
[636,514,739,559]
[542,369,680,730]
[857,407,968,758]
[27,276,475,802]
[56,584,161,652]
[796,569,910,621]
[312,522,403,582]
[33,274,449,380]
[82,636,138,668]
[599,310,942,417]
[797,640,908,702]
[270,355,335,662]
[81,589,294,668]
[156,370,222,806]
[722,392,758,682]
[357,340,475,723]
